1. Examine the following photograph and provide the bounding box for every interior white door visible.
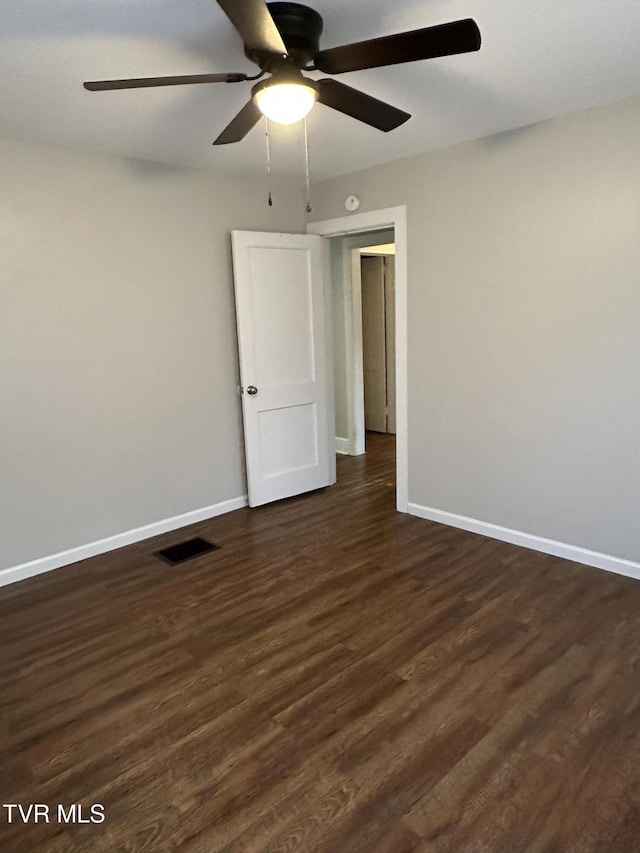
[361,256,388,433]
[231,231,335,507]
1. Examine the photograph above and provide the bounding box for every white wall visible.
[0,137,305,572]
[310,93,640,564]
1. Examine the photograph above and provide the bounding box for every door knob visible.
[247,385,258,396]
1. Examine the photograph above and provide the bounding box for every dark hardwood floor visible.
[2,432,640,852]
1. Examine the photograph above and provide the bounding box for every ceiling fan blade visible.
[317,79,410,132]
[213,99,262,145]
[216,0,287,56]
[315,19,481,75]
[84,73,250,91]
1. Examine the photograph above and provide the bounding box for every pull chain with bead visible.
[264,117,273,207]
[303,116,312,213]
[263,116,313,213]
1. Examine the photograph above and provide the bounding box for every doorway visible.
[360,248,396,437]
[307,206,408,513]
[325,226,394,457]
[329,232,396,500]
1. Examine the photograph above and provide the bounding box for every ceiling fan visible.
[84,0,481,145]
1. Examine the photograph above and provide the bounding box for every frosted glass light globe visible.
[255,82,317,125]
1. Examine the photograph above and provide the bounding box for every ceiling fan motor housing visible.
[246,2,324,70]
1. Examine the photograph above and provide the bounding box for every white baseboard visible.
[407,502,640,582]
[335,437,351,455]
[0,496,248,590]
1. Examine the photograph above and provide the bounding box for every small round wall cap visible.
[345,194,361,212]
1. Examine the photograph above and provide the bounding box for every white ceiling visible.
[2,1,640,180]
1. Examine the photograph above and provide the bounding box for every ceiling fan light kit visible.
[83,0,481,203]
[253,73,318,124]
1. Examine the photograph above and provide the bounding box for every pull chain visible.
[264,117,273,207]
[303,116,312,213]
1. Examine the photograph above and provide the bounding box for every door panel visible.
[248,247,316,386]
[361,256,387,433]
[232,231,334,507]
[258,403,319,477]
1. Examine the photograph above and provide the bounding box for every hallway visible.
[2,436,640,851]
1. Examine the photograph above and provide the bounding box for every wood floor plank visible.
[2,432,640,851]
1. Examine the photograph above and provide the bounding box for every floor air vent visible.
[155,537,220,565]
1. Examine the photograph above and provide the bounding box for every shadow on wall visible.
[125,157,195,178]
[480,121,545,149]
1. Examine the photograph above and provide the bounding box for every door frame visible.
[307,206,408,514]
